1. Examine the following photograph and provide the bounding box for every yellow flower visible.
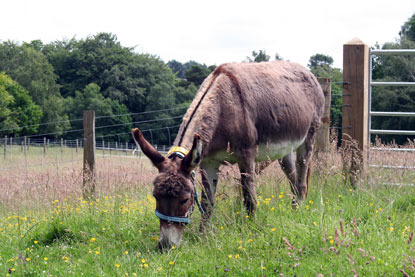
[26,257,31,261]
[90,237,96,243]
[124,251,128,255]
[220,226,224,230]
[262,266,266,270]
[171,245,176,250]
[115,264,120,268]
[370,203,374,207]
[278,195,283,199]
[141,258,146,263]
[228,254,233,259]
[309,200,314,204]
[33,241,38,244]
[245,215,249,218]
[313,221,317,226]
[62,256,70,261]
[143,264,148,268]
[329,240,334,244]
[95,251,100,255]
[271,228,276,232]
[235,254,240,259]
[169,261,175,265]
[44,257,48,261]
[248,239,253,243]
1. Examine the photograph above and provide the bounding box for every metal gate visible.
[368,49,415,171]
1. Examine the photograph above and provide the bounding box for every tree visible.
[308,54,343,140]
[371,14,415,144]
[184,64,211,87]
[64,83,132,141]
[308,54,334,69]
[246,50,270,62]
[0,41,69,135]
[401,13,415,41]
[0,73,42,136]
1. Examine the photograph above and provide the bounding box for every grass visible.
[1,146,415,276]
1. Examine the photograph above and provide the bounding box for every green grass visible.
[1,172,415,276]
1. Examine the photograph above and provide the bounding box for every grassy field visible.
[0,145,415,276]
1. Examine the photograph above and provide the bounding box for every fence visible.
[368,49,415,170]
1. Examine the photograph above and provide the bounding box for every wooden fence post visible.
[3,136,7,159]
[83,110,96,199]
[316,78,331,152]
[342,38,369,186]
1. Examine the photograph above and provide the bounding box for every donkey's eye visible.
[180,199,189,205]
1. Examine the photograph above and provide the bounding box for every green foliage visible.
[64,83,132,141]
[1,172,415,275]
[308,54,343,133]
[371,22,415,144]
[246,50,270,62]
[184,64,211,87]
[0,73,42,136]
[401,13,415,41]
[0,41,69,135]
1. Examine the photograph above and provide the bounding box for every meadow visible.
[0,143,415,276]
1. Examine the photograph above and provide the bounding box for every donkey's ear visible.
[131,128,166,171]
[182,134,203,173]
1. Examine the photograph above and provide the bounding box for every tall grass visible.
[0,143,414,276]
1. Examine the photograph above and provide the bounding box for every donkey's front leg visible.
[238,148,257,215]
[199,162,219,232]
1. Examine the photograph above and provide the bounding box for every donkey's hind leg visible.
[295,121,318,200]
[238,148,257,215]
[278,152,297,194]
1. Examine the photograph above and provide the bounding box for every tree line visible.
[0,13,414,145]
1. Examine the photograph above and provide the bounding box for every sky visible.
[1,0,414,69]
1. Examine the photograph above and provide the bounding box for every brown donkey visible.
[132,61,325,249]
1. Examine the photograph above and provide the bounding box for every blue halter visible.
[154,151,205,224]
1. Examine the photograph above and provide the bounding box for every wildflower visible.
[141,258,146,263]
[271,207,275,211]
[271,228,276,232]
[169,261,174,265]
[143,264,148,268]
[236,212,240,215]
[33,241,38,244]
[279,194,283,199]
[220,226,224,230]
[115,264,120,268]
[370,203,374,207]
[95,251,100,255]
[228,254,233,259]
[248,239,253,243]
[124,251,128,255]
[330,240,334,244]
[235,254,240,259]
[262,266,266,270]
[44,257,48,261]
[62,256,70,262]
[313,222,317,226]
[90,237,96,243]
[171,245,176,250]
[26,257,31,261]
[309,200,314,205]
[245,215,249,218]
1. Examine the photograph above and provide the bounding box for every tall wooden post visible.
[43,137,46,156]
[342,38,369,186]
[83,110,96,198]
[3,136,7,159]
[315,78,331,152]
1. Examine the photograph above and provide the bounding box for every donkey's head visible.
[131,128,202,250]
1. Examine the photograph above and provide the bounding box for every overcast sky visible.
[1,0,414,68]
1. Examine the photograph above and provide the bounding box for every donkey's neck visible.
[174,74,220,152]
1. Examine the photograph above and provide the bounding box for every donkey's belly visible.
[255,137,306,162]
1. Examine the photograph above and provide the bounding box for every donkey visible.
[132,60,325,249]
